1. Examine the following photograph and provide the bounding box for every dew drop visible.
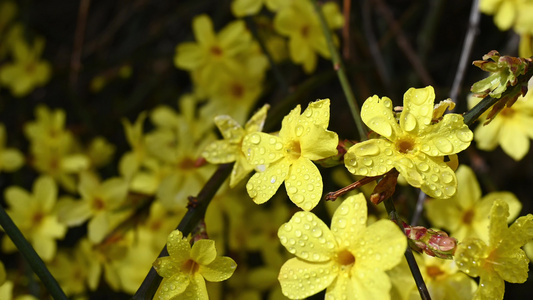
[270,176,277,184]
[417,162,429,171]
[250,133,261,144]
[402,113,417,132]
[369,117,393,137]
[295,125,304,137]
[435,138,453,154]
[441,172,454,184]
[355,143,381,156]
[456,130,473,142]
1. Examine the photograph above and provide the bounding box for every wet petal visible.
[242,132,284,166]
[418,113,473,156]
[360,95,401,140]
[488,200,510,247]
[357,220,406,271]
[454,238,488,278]
[200,256,237,282]
[331,194,368,248]
[214,115,244,142]
[401,154,457,199]
[344,139,395,177]
[166,230,191,262]
[278,258,338,299]
[191,239,217,265]
[246,158,289,204]
[325,270,356,300]
[285,158,322,211]
[300,126,338,161]
[492,248,529,283]
[278,105,301,141]
[298,99,331,129]
[400,86,435,133]
[475,270,504,300]
[244,104,269,133]
[351,269,391,300]
[278,211,337,262]
[202,140,238,164]
[153,256,183,278]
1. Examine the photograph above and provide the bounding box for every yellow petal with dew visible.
[214,115,245,142]
[488,200,510,247]
[492,248,529,283]
[278,258,338,299]
[179,273,209,300]
[229,155,254,188]
[191,239,217,266]
[344,139,395,177]
[242,132,284,166]
[331,194,368,248]
[199,256,237,282]
[153,256,182,278]
[246,158,289,204]
[400,154,457,199]
[508,214,533,248]
[278,211,337,262]
[244,104,269,133]
[360,95,401,140]
[202,140,238,164]
[166,230,191,262]
[400,86,435,133]
[285,158,322,211]
[474,270,504,300]
[357,220,406,271]
[325,270,357,300]
[154,275,189,300]
[300,125,338,161]
[351,269,392,300]
[298,99,331,129]
[454,238,487,277]
[278,104,302,141]
[418,114,473,156]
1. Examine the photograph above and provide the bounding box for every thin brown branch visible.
[70,0,91,87]
[325,175,381,201]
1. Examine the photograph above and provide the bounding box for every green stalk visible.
[310,0,368,140]
[0,205,67,300]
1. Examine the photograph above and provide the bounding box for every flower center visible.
[336,249,355,266]
[230,83,244,98]
[210,46,223,57]
[426,265,445,280]
[285,140,302,162]
[462,209,475,225]
[92,197,106,211]
[396,137,415,154]
[300,25,310,38]
[182,258,200,275]
[179,157,196,170]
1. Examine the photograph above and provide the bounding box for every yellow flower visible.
[425,165,521,243]
[277,193,406,299]
[480,0,533,34]
[231,0,283,17]
[273,0,343,73]
[0,36,51,97]
[0,123,24,172]
[242,99,338,211]
[2,176,66,261]
[202,104,269,187]
[48,249,89,297]
[174,15,253,86]
[58,172,129,243]
[470,91,533,161]
[389,253,477,300]
[454,200,533,300]
[344,86,473,199]
[153,230,237,300]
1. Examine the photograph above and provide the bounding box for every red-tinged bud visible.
[401,222,457,259]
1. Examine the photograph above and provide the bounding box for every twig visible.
[410,190,426,225]
[372,0,435,87]
[310,0,368,140]
[244,16,289,94]
[342,0,352,59]
[383,198,431,300]
[132,163,233,300]
[325,175,380,201]
[70,0,91,87]
[362,0,391,90]
[0,205,67,300]
[449,0,480,106]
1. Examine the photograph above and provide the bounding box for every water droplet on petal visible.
[435,138,453,154]
[402,113,417,132]
[456,130,473,142]
[295,125,304,137]
[355,143,381,156]
[250,133,261,144]
[417,162,429,171]
[368,117,392,137]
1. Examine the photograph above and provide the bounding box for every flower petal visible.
[325,270,357,300]
[202,140,238,164]
[357,220,406,271]
[493,248,529,283]
[242,132,284,166]
[278,258,338,299]
[153,256,182,278]
[155,275,189,299]
[166,230,191,262]
[285,158,322,211]
[400,86,435,133]
[330,194,368,248]
[193,15,216,46]
[246,158,289,204]
[418,114,473,156]
[298,99,331,129]
[244,104,269,133]
[454,238,488,278]
[200,256,237,282]
[361,95,401,140]
[191,239,217,265]
[475,270,505,300]
[351,269,392,300]
[278,211,337,262]
[488,200,510,247]
[178,274,209,300]
[300,125,338,161]
[33,176,57,212]
[499,121,530,161]
[214,115,245,142]
[344,139,395,177]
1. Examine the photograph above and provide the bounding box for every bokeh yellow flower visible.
[153,230,237,300]
[202,104,269,187]
[242,99,338,211]
[345,86,473,199]
[455,200,533,300]
[277,193,406,299]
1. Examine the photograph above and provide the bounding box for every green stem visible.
[383,198,431,300]
[310,0,368,140]
[462,95,499,126]
[132,163,233,300]
[0,205,67,300]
